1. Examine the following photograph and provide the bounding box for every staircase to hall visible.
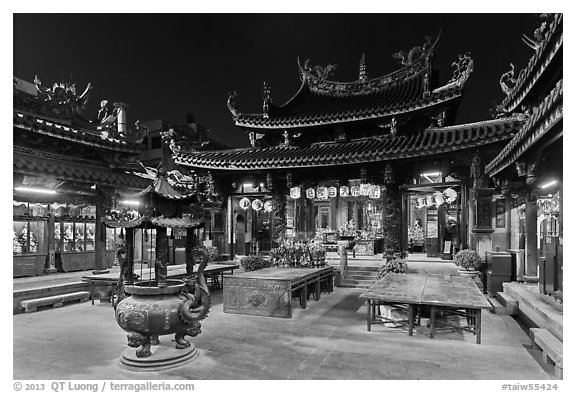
[341,265,380,288]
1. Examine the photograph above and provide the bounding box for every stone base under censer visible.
[119,341,199,372]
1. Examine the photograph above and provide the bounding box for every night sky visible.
[14,13,539,148]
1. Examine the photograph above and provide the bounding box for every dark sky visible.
[14,13,538,147]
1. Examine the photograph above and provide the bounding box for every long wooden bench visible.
[530,328,563,379]
[20,291,90,313]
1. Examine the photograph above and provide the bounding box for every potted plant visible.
[240,255,271,272]
[377,252,409,326]
[454,249,483,277]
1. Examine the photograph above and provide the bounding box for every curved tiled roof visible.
[499,13,563,114]
[13,150,149,189]
[13,111,143,153]
[231,41,473,130]
[487,79,563,177]
[175,118,521,171]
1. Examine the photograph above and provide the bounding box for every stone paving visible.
[13,285,551,380]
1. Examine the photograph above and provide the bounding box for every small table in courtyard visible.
[223,266,334,318]
[359,273,492,344]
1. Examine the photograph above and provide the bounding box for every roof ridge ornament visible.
[297,57,337,81]
[499,63,518,96]
[359,53,368,81]
[391,33,437,67]
[33,75,92,115]
[522,14,554,51]
[262,81,272,119]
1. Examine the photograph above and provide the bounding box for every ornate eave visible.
[486,79,563,177]
[13,147,150,189]
[14,110,142,153]
[174,117,520,171]
[498,13,563,114]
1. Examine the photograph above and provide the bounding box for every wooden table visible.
[359,273,492,344]
[82,263,239,304]
[223,266,334,318]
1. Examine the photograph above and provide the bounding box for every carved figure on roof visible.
[97,100,113,123]
[499,63,518,96]
[34,75,92,115]
[447,53,474,86]
[248,131,265,148]
[227,91,241,117]
[392,35,433,66]
[522,14,553,50]
[298,58,337,81]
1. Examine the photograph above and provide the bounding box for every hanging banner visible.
[351,186,360,197]
[317,187,328,200]
[339,186,350,197]
[328,186,337,198]
[306,188,315,199]
[290,186,301,199]
[264,200,273,212]
[251,199,263,211]
[239,197,251,210]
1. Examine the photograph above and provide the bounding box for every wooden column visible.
[93,186,110,274]
[186,228,194,276]
[524,200,538,277]
[45,212,57,273]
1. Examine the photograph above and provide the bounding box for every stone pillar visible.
[227,196,234,260]
[93,186,110,274]
[45,212,57,273]
[155,226,168,287]
[524,201,538,277]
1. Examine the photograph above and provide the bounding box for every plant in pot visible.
[454,249,483,277]
[377,251,409,326]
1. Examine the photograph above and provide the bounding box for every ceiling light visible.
[14,187,57,195]
[243,183,254,188]
[120,200,140,206]
[539,180,558,189]
[421,172,442,177]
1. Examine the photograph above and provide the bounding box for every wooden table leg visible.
[91,282,95,305]
[300,286,308,309]
[430,306,436,339]
[314,279,321,301]
[367,300,372,331]
[408,304,414,336]
[475,308,482,344]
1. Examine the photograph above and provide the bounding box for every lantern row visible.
[239,197,273,212]
[289,184,382,200]
[412,188,458,209]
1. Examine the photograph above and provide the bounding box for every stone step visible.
[503,282,563,341]
[496,291,519,315]
[530,328,563,379]
[345,269,379,276]
[487,297,508,315]
[20,291,90,313]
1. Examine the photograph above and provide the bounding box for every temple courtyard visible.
[13,271,553,380]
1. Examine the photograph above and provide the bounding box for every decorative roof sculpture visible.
[226,33,474,130]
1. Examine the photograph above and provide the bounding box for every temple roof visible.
[228,36,474,130]
[13,148,149,189]
[498,13,562,114]
[486,79,562,177]
[174,117,521,171]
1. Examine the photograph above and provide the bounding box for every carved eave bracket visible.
[432,53,474,94]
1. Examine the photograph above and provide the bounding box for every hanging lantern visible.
[339,186,350,197]
[239,197,251,210]
[266,173,273,190]
[359,183,371,196]
[317,187,328,200]
[264,200,273,212]
[290,186,301,199]
[433,192,445,206]
[369,185,381,199]
[426,195,434,207]
[252,199,263,211]
[351,186,360,197]
[306,188,315,199]
[328,186,337,198]
[443,188,458,204]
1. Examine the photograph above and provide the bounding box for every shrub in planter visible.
[205,246,219,263]
[240,255,272,272]
[378,252,408,278]
[454,249,483,271]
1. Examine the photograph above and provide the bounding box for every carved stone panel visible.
[223,277,292,318]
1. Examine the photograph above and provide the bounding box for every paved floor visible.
[13,286,550,380]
